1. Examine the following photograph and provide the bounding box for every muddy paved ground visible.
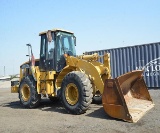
[0,81,160,133]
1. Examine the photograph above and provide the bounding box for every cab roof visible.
[39,28,74,36]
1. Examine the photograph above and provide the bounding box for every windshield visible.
[56,32,76,60]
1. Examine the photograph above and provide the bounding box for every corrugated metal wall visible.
[86,42,160,88]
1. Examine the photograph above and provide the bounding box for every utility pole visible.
[4,66,5,76]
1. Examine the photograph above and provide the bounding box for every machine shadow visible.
[2,99,67,114]
[38,99,68,114]
[3,100,123,122]
[86,106,124,122]
[2,101,23,109]
[86,107,110,119]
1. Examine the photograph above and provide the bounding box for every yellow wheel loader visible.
[11,29,154,122]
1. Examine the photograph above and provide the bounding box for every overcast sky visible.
[0,0,160,75]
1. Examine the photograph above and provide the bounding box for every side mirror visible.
[47,30,52,42]
[26,44,31,47]
[73,36,76,46]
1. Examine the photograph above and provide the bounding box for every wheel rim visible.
[21,84,30,102]
[65,83,79,105]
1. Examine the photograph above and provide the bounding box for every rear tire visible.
[19,76,41,108]
[61,71,93,114]
[92,95,102,104]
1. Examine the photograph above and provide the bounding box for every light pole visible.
[4,66,5,76]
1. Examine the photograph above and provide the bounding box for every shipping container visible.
[85,42,160,88]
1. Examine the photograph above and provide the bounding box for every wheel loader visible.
[11,28,154,123]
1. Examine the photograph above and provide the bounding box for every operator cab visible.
[39,29,76,72]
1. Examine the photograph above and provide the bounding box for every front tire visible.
[19,76,41,108]
[61,71,93,114]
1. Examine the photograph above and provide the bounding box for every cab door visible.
[47,37,55,71]
[39,34,47,71]
[39,33,56,71]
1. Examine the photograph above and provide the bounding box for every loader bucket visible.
[102,70,154,123]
